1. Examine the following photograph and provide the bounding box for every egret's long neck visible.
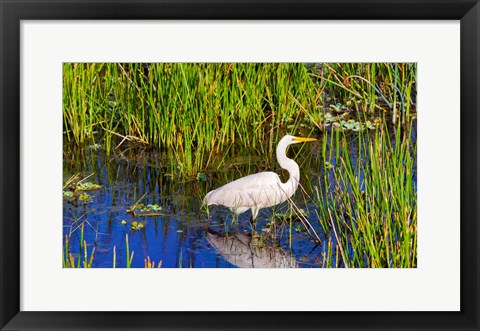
[276,140,300,198]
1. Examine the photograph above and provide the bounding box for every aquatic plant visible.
[63,226,164,268]
[144,256,162,268]
[307,120,416,267]
[63,223,95,268]
[63,63,319,175]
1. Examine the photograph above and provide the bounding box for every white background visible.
[21,21,460,311]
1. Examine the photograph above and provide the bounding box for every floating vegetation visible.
[322,112,379,132]
[127,201,165,217]
[120,217,146,232]
[130,221,144,231]
[63,173,101,204]
[329,103,351,113]
[138,204,162,212]
[196,172,207,182]
[75,182,102,191]
[78,192,93,203]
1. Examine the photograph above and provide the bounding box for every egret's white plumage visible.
[204,134,316,219]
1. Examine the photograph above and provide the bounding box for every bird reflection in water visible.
[206,230,298,268]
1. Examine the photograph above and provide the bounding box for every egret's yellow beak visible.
[293,136,317,142]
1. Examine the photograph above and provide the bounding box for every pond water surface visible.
[63,127,416,268]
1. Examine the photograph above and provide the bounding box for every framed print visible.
[1,0,479,330]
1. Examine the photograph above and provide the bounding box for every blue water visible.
[63,145,326,268]
[63,127,416,268]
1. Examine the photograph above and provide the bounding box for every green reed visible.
[310,121,416,267]
[63,63,320,176]
[62,223,96,268]
[310,63,416,125]
[63,63,416,177]
[62,223,158,268]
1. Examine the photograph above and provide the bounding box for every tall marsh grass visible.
[312,123,416,267]
[63,225,161,268]
[64,63,319,175]
[63,63,416,176]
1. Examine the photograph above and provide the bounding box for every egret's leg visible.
[250,208,259,233]
[248,216,255,233]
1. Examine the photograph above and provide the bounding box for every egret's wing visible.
[205,172,285,209]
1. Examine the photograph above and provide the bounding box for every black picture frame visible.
[1,1,479,330]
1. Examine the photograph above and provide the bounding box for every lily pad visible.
[139,204,162,212]
[76,182,101,191]
[366,121,376,130]
[343,122,355,130]
[131,221,144,231]
[324,113,334,123]
[79,192,93,203]
[329,103,347,113]
[196,173,207,181]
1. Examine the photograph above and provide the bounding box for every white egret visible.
[203,134,316,220]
